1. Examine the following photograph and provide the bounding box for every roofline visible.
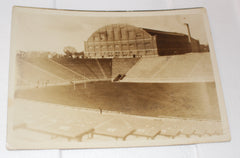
[142,28,186,37]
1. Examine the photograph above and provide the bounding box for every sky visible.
[12,7,209,54]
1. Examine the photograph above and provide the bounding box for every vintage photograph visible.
[7,7,230,149]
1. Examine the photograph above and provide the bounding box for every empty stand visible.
[112,58,139,78]
[11,99,223,143]
[128,119,162,139]
[16,57,68,88]
[122,53,215,83]
[16,56,113,89]
[52,58,112,80]
[23,57,83,81]
[94,117,135,140]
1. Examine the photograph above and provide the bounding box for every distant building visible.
[84,24,208,58]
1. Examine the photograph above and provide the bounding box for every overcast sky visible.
[12,7,209,54]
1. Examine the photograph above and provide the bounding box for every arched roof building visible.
[84,24,203,58]
[84,24,158,58]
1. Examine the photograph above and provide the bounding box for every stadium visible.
[9,24,223,146]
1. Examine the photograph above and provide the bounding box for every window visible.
[115,45,120,50]
[88,46,93,50]
[137,44,144,49]
[129,44,135,50]
[100,33,106,41]
[102,45,107,51]
[136,33,142,38]
[122,44,128,50]
[129,31,135,40]
[145,42,151,49]
[108,45,113,50]
[94,36,100,41]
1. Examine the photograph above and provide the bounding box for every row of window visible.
[85,50,157,57]
[92,31,147,41]
[87,42,154,51]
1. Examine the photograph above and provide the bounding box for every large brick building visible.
[84,24,204,58]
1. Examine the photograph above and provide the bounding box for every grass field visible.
[15,81,220,120]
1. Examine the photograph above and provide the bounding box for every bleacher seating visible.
[23,57,82,81]
[94,118,135,140]
[16,57,68,88]
[128,119,162,139]
[122,53,215,83]
[11,99,223,143]
[16,56,113,88]
[52,58,112,80]
[96,59,112,78]
[112,58,140,78]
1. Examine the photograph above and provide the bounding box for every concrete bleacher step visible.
[11,99,223,144]
[112,58,140,78]
[16,58,67,87]
[94,118,135,140]
[24,57,80,81]
[48,58,87,80]
[122,53,215,83]
[52,58,112,80]
[95,59,107,79]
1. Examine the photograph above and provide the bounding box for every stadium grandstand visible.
[16,24,211,88]
[16,52,113,88]
[122,53,214,83]
[11,24,223,145]
[9,99,223,145]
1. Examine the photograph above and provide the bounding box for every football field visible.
[15,81,220,120]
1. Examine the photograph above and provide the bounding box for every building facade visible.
[84,24,158,58]
[84,24,205,58]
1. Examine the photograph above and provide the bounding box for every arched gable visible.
[87,24,152,42]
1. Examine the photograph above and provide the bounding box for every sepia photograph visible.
[7,6,230,149]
